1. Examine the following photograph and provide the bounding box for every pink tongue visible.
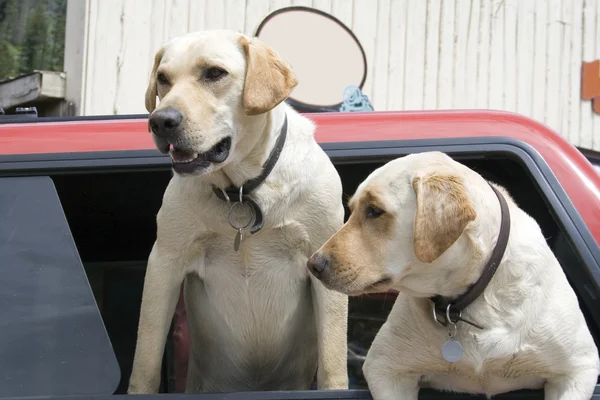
[170,149,196,162]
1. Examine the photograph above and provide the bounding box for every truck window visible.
[0,176,120,397]
[43,149,600,394]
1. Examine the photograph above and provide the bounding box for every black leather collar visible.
[430,183,511,330]
[212,114,288,234]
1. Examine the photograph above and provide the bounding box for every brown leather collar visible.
[430,183,511,330]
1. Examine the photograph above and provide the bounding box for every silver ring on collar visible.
[431,302,462,328]
[227,186,254,231]
[227,202,254,230]
[446,303,462,325]
[446,304,459,337]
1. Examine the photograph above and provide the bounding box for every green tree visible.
[19,2,49,74]
[0,0,18,43]
[48,0,66,70]
[0,41,17,79]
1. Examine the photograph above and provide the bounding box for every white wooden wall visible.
[65,0,600,150]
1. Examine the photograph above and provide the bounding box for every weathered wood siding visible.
[65,0,600,150]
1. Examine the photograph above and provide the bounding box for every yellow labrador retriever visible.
[128,30,348,393]
[308,151,599,400]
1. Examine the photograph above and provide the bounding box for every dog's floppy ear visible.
[238,36,298,116]
[145,46,166,114]
[412,173,476,263]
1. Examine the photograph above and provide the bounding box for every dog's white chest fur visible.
[183,222,318,392]
[421,331,548,396]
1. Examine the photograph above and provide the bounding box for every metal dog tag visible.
[441,338,463,362]
[234,229,243,252]
[228,193,253,252]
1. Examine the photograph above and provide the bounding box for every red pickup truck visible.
[1,109,599,400]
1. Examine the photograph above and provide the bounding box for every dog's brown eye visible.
[157,72,169,85]
[205,67,227,81]
[366,205,384,219]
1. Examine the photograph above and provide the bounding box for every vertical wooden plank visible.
[85,0,123,114]
[204,0,228,31]
[245,0,272,35]
[331,0,353,28]
[269,0,293,12]
[188,1,208,32]
[488,0,505,110]
[371,0,390,109]
[81,0,97,114]
[437,0,455,109]
[423,0,441,110]
[453,0,471,108]
[593,0,600,150]
[545,0,564,135]
[83,0,98,114]
[165,0,190,39]
[225,0,248,33]
[351,0,378,103]
[558,0,573,141]
[114,0,153,114]
[404,0,427,110]
[64,0,90,115]
[187,0,203,32]
[515,0,534,116]
[465,0,481,109]
[580,0,594,149]
[292,0,312,6]
[143,0,168,112]
[146,0,167,78]
[531,0,548,125]
[149,0,167,46]
[502,0,517,112]
[312,0,333,14]
[566,0,583,148]
[387,0,408,109]
[475,0,491,108]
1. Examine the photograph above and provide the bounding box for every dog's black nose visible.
[149,108,183,137]
[307,253,330,279]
